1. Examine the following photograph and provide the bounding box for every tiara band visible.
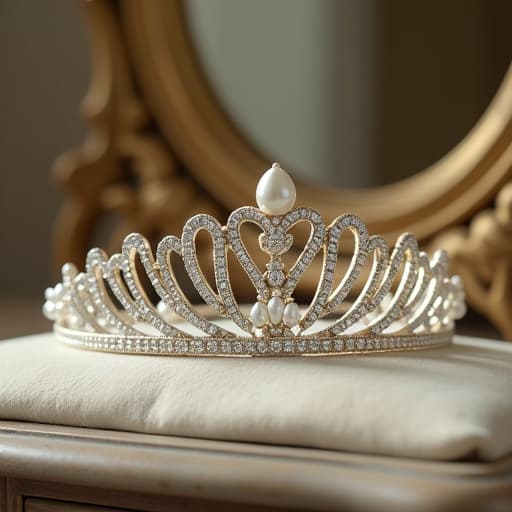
[43,164,466,357]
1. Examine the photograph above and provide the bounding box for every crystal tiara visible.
[43,164,466,357]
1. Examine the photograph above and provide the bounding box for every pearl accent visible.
[43,301,56,320]
[282,302,300,328]
[61,262,78,281]
[256,163,296,215]
[267,296,285,325]
[250,301,269,328]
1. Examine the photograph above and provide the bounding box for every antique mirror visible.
[55,0,512,336]
[185,0,511,189]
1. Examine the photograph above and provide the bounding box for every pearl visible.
[450,275,463,287]
[250,301,269,328]
[256,163,296,215]
[267,296,285,325]
[282,301,300,327]
[54,301,66,318]
[44,287,55,301]
[53,283,64,299]
[42,301,56,320]
[61,262,78,281]
[157,301,169,314]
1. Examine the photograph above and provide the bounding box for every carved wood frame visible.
[53,0,512,338]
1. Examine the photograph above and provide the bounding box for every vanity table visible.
[1,421,511,512]
[0,421,512,512]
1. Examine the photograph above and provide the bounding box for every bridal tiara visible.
[44,163,466,357]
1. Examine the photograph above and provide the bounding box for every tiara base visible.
[55,325,452,357]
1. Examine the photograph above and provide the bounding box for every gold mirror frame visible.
[53,0,512,337]
[122,0,512,242]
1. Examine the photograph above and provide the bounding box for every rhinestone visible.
[270,341,282,353]
[283,340,294,353]
[257,342,268,353]
[176,340,189,353]
[206,340,218,353]
[246,342,256,354]
[309,340,320,352]
[267,270,285,287]
[296,340,306,352]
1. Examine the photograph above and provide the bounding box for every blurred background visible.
[1,0,510,339]
[1,1,88,336]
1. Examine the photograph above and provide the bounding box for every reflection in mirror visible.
[186,0,511,188]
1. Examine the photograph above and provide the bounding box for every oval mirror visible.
[186,0,512,188]
[121,0,512,243]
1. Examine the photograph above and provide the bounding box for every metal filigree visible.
[44,164,466,356]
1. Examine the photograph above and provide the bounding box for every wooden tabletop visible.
[0,421,511,512]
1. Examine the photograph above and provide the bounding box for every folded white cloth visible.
[0,333,511,461]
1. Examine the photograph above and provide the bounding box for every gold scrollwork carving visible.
[432,182,512,340]
[52,0,219,267]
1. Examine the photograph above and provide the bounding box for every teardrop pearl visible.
[282,302,301,328]
[267,296,285,325]
[256,163,296,215]
[250,301,269,328]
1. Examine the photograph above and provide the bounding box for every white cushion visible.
[0,333,511,461]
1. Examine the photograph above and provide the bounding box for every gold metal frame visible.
[54,0,512,338]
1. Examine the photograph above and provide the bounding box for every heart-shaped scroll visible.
[156,235,232,337]
[405,250,448,333]
[120,234,185,337]
[227,206,326,301]
[227,206,271,299]
[316,234,389,336]
[364,233,420,335]
[182,214,252,333]
[300,214,369,331]
[84,248,143,336]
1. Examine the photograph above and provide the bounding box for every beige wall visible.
[0,0,89,295]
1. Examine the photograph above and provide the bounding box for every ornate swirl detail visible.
[43,164,466,356]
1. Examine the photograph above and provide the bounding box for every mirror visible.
[186,0,511,188]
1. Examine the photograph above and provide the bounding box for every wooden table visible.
[0,421,511,512]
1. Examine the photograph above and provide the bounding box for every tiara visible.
[43,164,466,357]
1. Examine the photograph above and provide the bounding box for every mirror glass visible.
[185,0,511,188]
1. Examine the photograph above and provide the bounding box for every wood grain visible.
[25,497,130,512]
[0,478,6,512]
[0,421,511,512]
[15,480,283,512]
